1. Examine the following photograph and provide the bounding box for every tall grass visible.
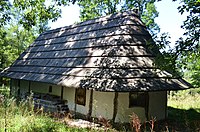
[168,88,200,111]
[0,86,94,132]
[1,86,199,131]
[167,88,200,131]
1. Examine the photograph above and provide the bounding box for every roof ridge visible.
[41,10,139,35]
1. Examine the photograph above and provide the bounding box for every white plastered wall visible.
[11,79,167,122]
[116,92,146,123]
[63,89,116,119]
[62,87,75,111]
[62,87,90,115]
[92,91,114,120]
[148,91,167,120]
[30,82,62,97]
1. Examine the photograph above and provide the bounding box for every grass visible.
[168,88,200,111]
[0,86,200,131]
[165,88,200,131]
[0,96,69,131]
[0,86,104,132]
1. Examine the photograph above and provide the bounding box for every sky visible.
[50,1,187,47]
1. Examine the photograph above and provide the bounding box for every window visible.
[75,88,86,106]
[129,92,147,108]
[49,86,52,93]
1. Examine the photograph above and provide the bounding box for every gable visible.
[0,10,192,91]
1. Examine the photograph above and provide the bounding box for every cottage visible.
[0,10,192,123]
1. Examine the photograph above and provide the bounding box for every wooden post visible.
[61,86,64,100]
[112,92,118,123]
[87,89,93,120]
[9,79,12,96]
[74,89,77,117]
[145,92,149,120]
[17,80,20,97]
[28,81,31,94]
[165,91,168,119]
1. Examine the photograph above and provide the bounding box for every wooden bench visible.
[32,93,69,113]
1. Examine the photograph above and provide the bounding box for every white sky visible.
[155,0,187,47]
[50,1,188,47]
[50,4,80,29]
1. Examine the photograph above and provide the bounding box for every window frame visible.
[129,92,148,108]
[75,88,86,106]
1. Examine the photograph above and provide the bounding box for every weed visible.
[129,112,141,132]
[147,117,156,132]
[98,116,112,130]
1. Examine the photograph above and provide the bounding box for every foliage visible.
[152,0,200,86]
[174,0,200,87]
[1,0,53,83]
[0,0,11,27]
[78,0,160,35]
[0,0,79,30]
[181,52,200,87]
[0,8,39,72]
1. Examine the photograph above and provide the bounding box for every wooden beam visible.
[87,89,93,120]
[112,92,118,123]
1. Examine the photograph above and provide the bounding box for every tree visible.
[0,0,80,85]
[0,0,79,30]
[0,0,63,71]
[78,0,160,35]
[0,0,11,27]
[156,0,200,87]
[176,0,200,87]
[0,8,39,71]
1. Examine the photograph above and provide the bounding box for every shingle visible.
[0,10,192,91]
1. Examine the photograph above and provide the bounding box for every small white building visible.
[1,10,192,123]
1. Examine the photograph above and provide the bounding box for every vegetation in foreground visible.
[0,87,200,132]
[0,87,100,132]
[166,89,200,132]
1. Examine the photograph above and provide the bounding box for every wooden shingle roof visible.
[1,10,192,91]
